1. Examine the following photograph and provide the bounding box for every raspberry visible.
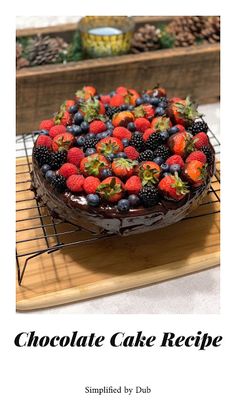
[66,174,85,192]
[67,147,84,166]
[166,154,185,169]
[39,119,54,131]
[83,176,101,194]
[186,151,207,164]
[134,117,151,133]
[100,95,111,105]
[58,163,78,178]
[113,127,132,140]
[124,146,139,160]
[49,124,66,138]
[89,120,107,134]
[110,94,125,107]
[143,128,155,142]
[36,135,52,149]
[124,176,142,195]
[192,132,209,149]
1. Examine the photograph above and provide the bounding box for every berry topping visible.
[58,163,78,178]
[67,147,84,166]
[66,174,85,192]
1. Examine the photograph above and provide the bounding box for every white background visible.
[1,2,236,419]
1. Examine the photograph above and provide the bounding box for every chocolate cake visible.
[31,85,215,236]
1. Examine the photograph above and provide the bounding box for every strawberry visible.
[100,95,111,105]
[66,174,85,192]
[96,137,123,156]
[124,146,139,160]
[80,153,110,177]
[58,163,78,178]
[112,111,134,127]
[64,100,75,110]
[192,132,209,149]
[36,135,52,149]
[138,161,161,186]
[134,117,151,132]
[158,174,189,200]
[124,176,142,195]
[89,120,107,134]
[112,158,138,178]
[116,86,128,96]
[168,131,195,157]
[49,124,66,138]
[39,119,54,131]
[184,160,208,187]
[79,98,106,122]
[110,94,125,107]
[75,86,96,100]
[113,127,132,140]
[143,128,155,142]
[186,151,207,164]
[52,133,74,152]
[151,116,172,132]
[168,96,201,127]
[166,154,185,169]
[54,108,71,126]
[97,176,123,202]
[67,147,84,166]
[134,104,155,120]
[125,88,140,105]
[146,86,167,97]
[83,176,101,194]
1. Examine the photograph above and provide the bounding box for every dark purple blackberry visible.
[200,146,214,165]
[83,136,99,149]
[50,150,67,170]
[138,149,154,162]
[154,145,171,161]
[51,174,66,192]
[188,120,208,135]
[145,132,161,151]
[139,185,160,207]
[105,106,123,118]
[129,132,144,152]
[33,146,52,167]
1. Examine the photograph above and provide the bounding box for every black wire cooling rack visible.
[16,128,220,286]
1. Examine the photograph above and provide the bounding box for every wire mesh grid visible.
[16,128,220,285]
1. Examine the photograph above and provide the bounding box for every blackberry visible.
[51,174,66,192]
[50,150,67,170]
[154,145,171,161]
[145,132,161,151]
[83,136,99,149]
[138,150,154,162]
[188,120,208,135]
[33,146,52,167]
[200,146,214,165]
[105,106,123,119]
[129,132,144,152]
[139,185,160,208]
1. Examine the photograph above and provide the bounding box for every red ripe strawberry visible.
[36,135,52,149]
[52,133,74,152]
[54,109,71,126]
[168,131,195,157]
[168,96,201,127]
[134,117,151,132]
[49,124,66,138]
[116,86,128,96]
[83,176,101,194]
[134,104,155,120]
[39,119,54,131]
[58,163,78,178]
[158,174,189,200]
[100,95,111,105]
[112,158,137,178]
[112,111,134,127]
[110,94,125,107]
[138,161,161,186]
[166,154,185,169]
[186,151,207,164]
[80,154,110,177]
[113,127,132,140]
[175,124,186,133]
[79,98,105,122]
[89,120,107,134]
[97,176,123,203]
[184,160,208,187]
[75,86,96,100]
[126,88,140,105]
[67,147,84,166]
[124,146,139,160]
[151,116,172,132]
[124,176,142,195]
[96,137,123,156]
[65,100,75,110]
[66,174,85,192]
[98,101,105,115]
[192,132,209,149]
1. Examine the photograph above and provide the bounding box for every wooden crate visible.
[16,18,220,135]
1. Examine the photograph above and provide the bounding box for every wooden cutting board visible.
[16,159,220,311]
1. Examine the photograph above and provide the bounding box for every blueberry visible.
[106,153,115,162]
[104,103,109,110]
[122,138,129,147]
[87,194,100,207]
[153,157,164,166]
[69,104,78,114]
[128,194,140,207]
[67,125,82,136]
[45,170,55,182]
[40,129,49,135]
[127,122,135,132]
[169,164,181,174]
[76,136,85,147]
[74,111,84,125]
[168,126,179,135]
[120,104,129,110]
[80,121,89,133]
[136,98,143,106]
[142,94,151,103]
[117,199,130,212]
[85,148,96,156]
[128,105,134,111]
[100,168,113,179]
[85,133,95,140]
[97,130,110,140]
[116,152,127,159]
[94,95,100,100]
[41,164,51,175]
[149,97,160,106]
[161,163,170,173]
[155,107,165,116]
[106,129,113,136]
[106,121,114,129]
[110,90,116,97]
[159,131,169,142]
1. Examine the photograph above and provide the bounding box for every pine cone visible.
[16,41,29,70]
[167,16,217,47]
[131,24,161,53]
[201,16,220,43]
[25,35,68,66]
